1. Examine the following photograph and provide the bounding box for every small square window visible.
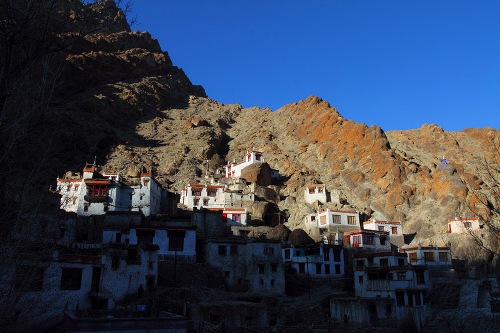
[218,245,227,256]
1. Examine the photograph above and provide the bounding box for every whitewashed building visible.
[336,252,430,330]
[204,238,285,294]
[307,209,361,230]
[399,245,452,267]
[3,245,158,329]
[179,183,226,210]
[304,184,327,204]
[447,217,482,234]
[225,150,265,179]
[56,163,165,217]
[282,241,345,278]
[363,219,403,236]
[344,230,391,251]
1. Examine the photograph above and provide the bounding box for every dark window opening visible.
[396,291,405,306]
[168,230,185,251]
[218,245,227,256]
[60,268,82,290]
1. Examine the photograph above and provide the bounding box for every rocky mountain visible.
[4,1,498,248]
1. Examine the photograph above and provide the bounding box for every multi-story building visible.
[282,239,345,278]
[344,230,391,251]
[331,252,431,328]
[225,150,265,179]
[306,209,361,233]
[363,219,403,236]
[55,162,165,217]
[399,245,452,267]
[204,238,285,295]
[179,183,226,210]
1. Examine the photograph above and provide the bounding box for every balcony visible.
[84,195,109,203]
[366,279,426,291]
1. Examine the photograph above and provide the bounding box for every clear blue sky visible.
[129,1,500,131]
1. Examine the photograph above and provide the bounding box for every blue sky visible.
[130,1,500,131]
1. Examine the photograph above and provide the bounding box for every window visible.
[352,235,361,247]
[218,245,227,256]
[439,252,449,262]
[378,226,385,232]
[316,263,322,274]
[60,268,82,290]
[230,245,238,255]
[333,248,341,262]
[87,185,108,197]
[386,304,392,317]
[356,260,365,267]
[424,252,435,262]
[335,264,341,274]
[398,258,405,266]
[233,214,241,223]
[463,221,471,228]
[397,272,406,280]
[415,292,422,306]
[392,227,398,235]
[363,235,374,245]
[209,314,220,324]
[380,258,388,267]
[347,216,356,225]
[298,263,305,274]
[325,264,330,274]
[271,263,278,272]
[324,250,330,261]
[168,230,185,251]
[320,215,327,225]
[193,198,199,206]
[258,264,265,274]
[396,291,405,306]
[15,266,44,291]
[264,246,274,255]
[380,235,386,245]
[202,198,209,206]
[270,279,275,286]
[112,256,120,270]
[409,252,417,263]
[416,270,425,285]
[333,215,341,224]
[192,188,202,196]
[207,189,217,197]
[358,275,363,284]
[284,249,290,260]
[311,216,316,221]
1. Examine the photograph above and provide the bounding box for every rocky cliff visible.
[5,1,498,247]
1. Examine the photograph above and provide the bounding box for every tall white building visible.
[56,162,164,217]
[225,150,265,179]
